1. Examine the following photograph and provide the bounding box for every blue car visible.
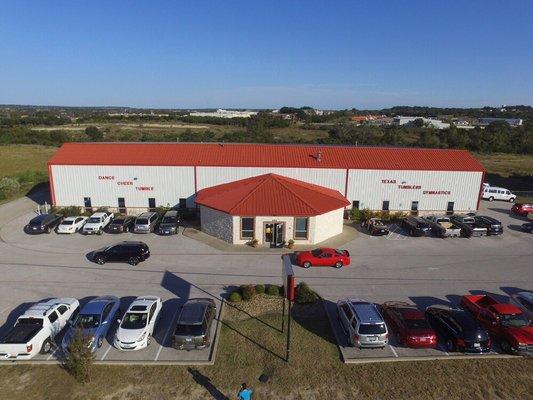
[62,295,120,353]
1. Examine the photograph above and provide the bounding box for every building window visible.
[240,217,254,239]
[118,198,126,214]
[352,201,360,209]
[382,201,389,211]
[447,201,454,215]
[294,217,309,239]
[179,198,187,209]
[84,197,92,213]
[411,201,419,215]
[148,198,156,211]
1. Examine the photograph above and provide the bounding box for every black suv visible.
[92,241,150,266]
[401,216,431,236]
[172,298,216,350]
[425,305,491,353]
[107,215,136,233]
[24,213,63,234]
[157,210,180,235]
[473,216,503,235]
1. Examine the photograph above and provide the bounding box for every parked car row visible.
[24,210,181,236]
[359,214,505,238]
[0,296,217,360]
[336,293,532,356]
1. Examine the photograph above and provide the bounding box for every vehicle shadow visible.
[500,287,530,297]
[487,207,519,218]
[102,296,137,348]
[85,251,96,263]
[187,368,229,400]
[507,224,527,233]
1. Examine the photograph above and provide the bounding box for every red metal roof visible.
[48,142,485,172]
[195,173,350,216]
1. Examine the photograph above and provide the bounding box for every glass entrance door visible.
[265,222,284,248]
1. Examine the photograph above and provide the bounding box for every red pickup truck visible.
[460,295,533,356]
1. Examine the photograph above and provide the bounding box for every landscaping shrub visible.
[52,205,83,217]
[255,284,265,294]
[0,176,21,198]
[229,291,242,303]
[64,328,95,383]
[359,208,373,222]
[267,285,280,296]
[295,282,319,304]
[240,284,255,301]
[350,208,362,222]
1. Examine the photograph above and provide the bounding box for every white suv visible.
[337,299,388,349]
[482,186,516,202]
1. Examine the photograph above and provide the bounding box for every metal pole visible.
[286,299,292,362]
[281,296,285,333]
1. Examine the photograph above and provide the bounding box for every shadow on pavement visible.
[293,298,337,346]
[409,296,449,310]
[0,301,36,339]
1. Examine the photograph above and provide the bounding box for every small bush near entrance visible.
[267,285,280,297]
[229,291,242,302]
[255,284,265,294]
[295,282,319,304]
[64,328,95,383]
[51,205,84,217]
[240,284,255,301]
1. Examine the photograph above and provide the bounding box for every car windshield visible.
[500,314,530,328]
[112,218,125,224]
[120,312,148,330]
[358,323,386,335]
[406,319,431,330]
[61,220,74,225]
[335,249,346,255]
[29,219,45,226]
[311,249,322,257]
[175,324,204,336]
[162,216,177,223]
[88,217,100,223]
[136,219,149,225]
[73,314,100,329]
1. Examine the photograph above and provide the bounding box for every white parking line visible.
[389,345,399,358]
[154,307,181,361]
[100,345,112,361]
[46,348,58,361]
[438,343,450,356]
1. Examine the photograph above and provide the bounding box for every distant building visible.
[478,118,523,127]
[393,116,450,129]
[350,115,385,124]
[188,109,258,118]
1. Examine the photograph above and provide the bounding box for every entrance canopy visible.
[195,173,350,216]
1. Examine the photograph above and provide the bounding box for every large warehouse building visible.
[48,142,485,218]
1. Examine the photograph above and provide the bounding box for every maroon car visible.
[381,301,437,348]
[295,248,350,268]
[511,203,533,217]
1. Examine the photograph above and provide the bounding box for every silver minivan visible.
[337,299,388,348]
[133,212,159,233]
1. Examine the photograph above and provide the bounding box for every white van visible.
[482,186,516,202]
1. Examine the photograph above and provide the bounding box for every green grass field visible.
[0,298,531,400]
[475,153,533,177]
[0,145,56,178]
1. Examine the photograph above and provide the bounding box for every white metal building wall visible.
[196,167,346,192]
[51,165,195,209]
[346,169,482,212]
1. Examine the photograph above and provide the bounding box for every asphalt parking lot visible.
[0,196,531,364]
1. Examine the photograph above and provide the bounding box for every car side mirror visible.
[102,320,108,325]
[117,318,121,324]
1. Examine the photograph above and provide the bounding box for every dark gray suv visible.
[172,298,216,350]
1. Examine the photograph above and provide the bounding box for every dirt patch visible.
[225,294,284,321]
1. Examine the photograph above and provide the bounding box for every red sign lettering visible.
[398,185,422,190]
[117,181,133,186]
[381,179,396,184]
[98,176,115,180]
[135,186,154,191]
[423,190,451,195]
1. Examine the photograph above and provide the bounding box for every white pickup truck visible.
[0,298,79,360]
[81,212,114,235]
[425,215,462,238]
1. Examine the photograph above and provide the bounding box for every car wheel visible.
[488,196,494,202]
[40,338,52,354]
[97,228,103,235]
[500,339,512,354]
[45,227,51,234]
[445,339,456,352]
[147,334,152,346]
[95,256,105,265]
[129,257,139,266]
[509,198,515,203]
[303,261,311,268]
[409,229,414,236]
[334,261,343,269]
[97,336,103,348]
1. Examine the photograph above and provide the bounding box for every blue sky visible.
[0,0,532,109]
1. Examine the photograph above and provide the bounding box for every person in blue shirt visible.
[237,383,253,400]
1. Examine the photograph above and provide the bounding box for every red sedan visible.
[511,203,533,217]
[295,248,350,268]
[381,301,437,348]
